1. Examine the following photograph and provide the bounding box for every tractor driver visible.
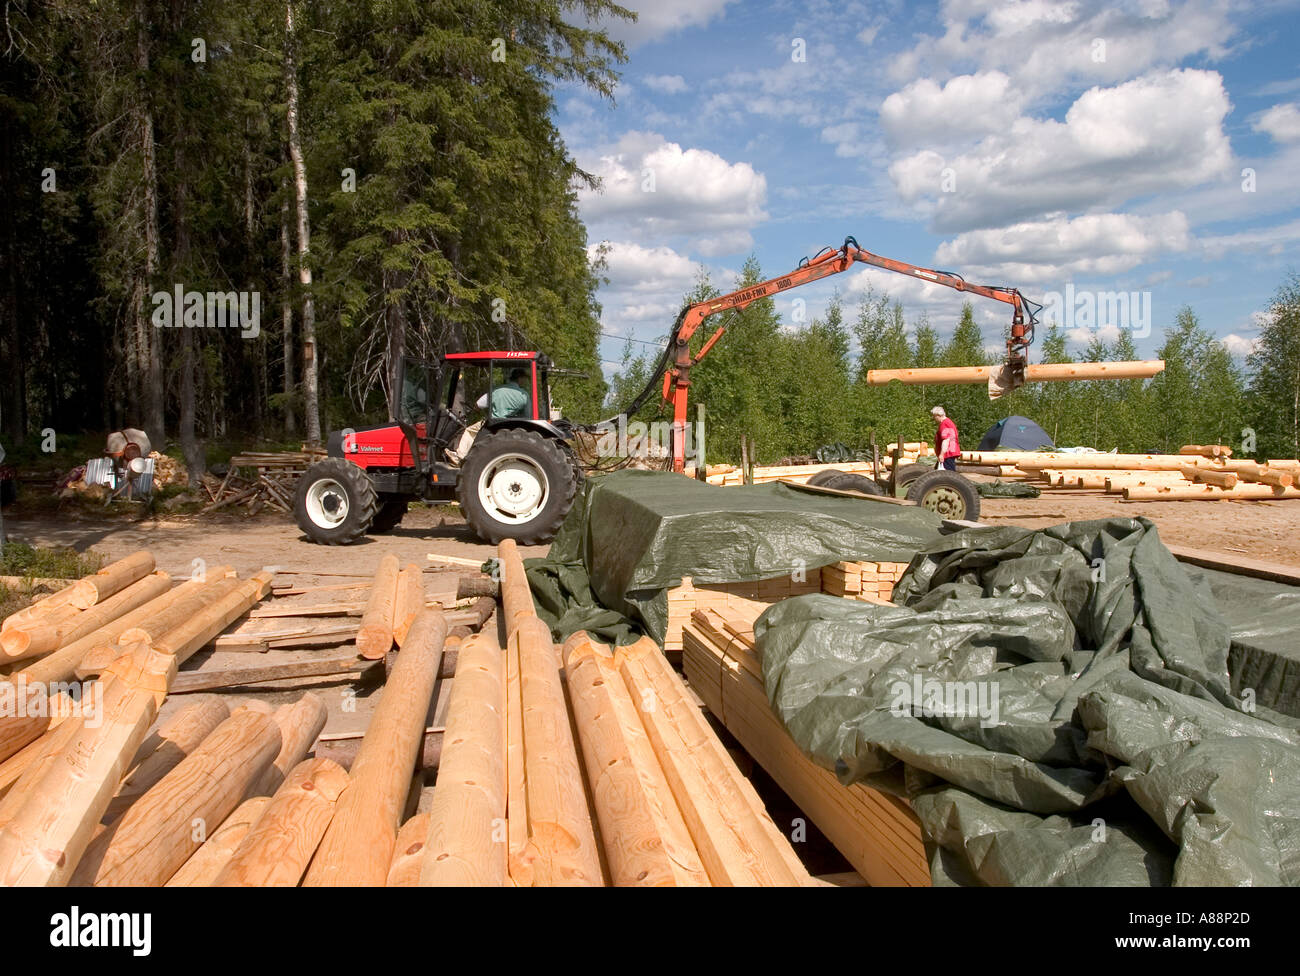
[475,368,531,419]
[930,406,961,471]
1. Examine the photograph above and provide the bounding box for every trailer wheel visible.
[906,470,981,521]
[822,472,883,495]
[806,469,846,487]
[293,457,378,545]
[457,428,578,545]
[892,462,936,491]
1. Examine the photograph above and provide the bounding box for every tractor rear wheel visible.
[293,457,379,545]
[905,470,980,521]
[370,499,409,533]
[457,428,578,545]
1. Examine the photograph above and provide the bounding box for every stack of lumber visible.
[959,446,1300,502]
[665,572,823,654]
[201,447,326,514]
[681,605,930,886]
[820,561,908,603]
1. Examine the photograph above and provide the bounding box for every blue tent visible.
[978,415,1054,452]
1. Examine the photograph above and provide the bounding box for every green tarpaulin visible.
[757,518,1300,886]
[525,469,944,646]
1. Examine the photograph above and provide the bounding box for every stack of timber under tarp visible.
[758,518,1300,886]
[960,445,1300,501]
[525,469,943,646]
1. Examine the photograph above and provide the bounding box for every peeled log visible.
[303,609,447,886]
[1124,484,1300,501]
[105,697,232,821]
[1180,444,1233,458]
[249,693,328,797]
[392,564,424,647]
[117,576,244,646]
[214,757,349,886]
[1180,464,1238,489]
[152,572,274,665]
[617,642,805,886]
[165,796,272,887]
[498,539,536,638]
[387,813,432,886]
[514,615,603,886]
[0,643,175,886]
[866,359,1164,387]
[419,632,507,886]
[357,555,400,660]
[566,634,708,887]
[1233,462,1294,489]
[26,568,231,685]
[0,571,173,664]
[83,707,283,886]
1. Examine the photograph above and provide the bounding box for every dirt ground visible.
[976,492,1300,564]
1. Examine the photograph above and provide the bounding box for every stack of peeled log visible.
[411,538,815,887]
[959,445,1300,501]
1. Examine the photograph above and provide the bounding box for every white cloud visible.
[880,71,1023,146]
[577,132,767,251]
[888,0,1239,106]
[591,0,736,47]
[889,69,1233,231]
[643,74,688,95]
[934,212,1192,280]
[1253,103,1300,143]
[591,241,698,294]
[1221,333,1258,356]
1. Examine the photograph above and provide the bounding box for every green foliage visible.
[1247,275,1300,460]
[0,542,105,579]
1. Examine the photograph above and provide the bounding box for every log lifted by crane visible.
[627,236,1166,471]
[865,359,1166,394]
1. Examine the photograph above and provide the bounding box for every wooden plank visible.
[169,655,375,694]
[1167,544,1300,585]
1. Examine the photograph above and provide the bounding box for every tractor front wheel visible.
[293,457,378,545]
[457,428,578,545]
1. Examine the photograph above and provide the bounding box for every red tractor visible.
[293,352,580,545]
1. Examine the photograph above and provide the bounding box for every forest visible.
[1,0,631,477]
[3,0,1298,476]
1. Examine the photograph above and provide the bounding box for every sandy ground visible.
[977,492,1300,565]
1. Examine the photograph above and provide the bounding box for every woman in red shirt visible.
[930,406,960,471]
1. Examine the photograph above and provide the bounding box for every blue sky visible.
[554,0,1300,376]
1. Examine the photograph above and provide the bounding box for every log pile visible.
[958,445,1300,502]
[201,447,326,514]
[409,539,816,887]
[681,604,930,886]
[703,445,934,487]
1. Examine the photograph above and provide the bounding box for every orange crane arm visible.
[657,236,1041,471]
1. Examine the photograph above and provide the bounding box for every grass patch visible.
[0,543,104,621]
[0,541,104,579]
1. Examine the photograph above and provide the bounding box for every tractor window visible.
[488,363,533,419]
[398,365,431,426]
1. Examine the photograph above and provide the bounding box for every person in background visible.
[930,406,960,471]
[475,368,531,418]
